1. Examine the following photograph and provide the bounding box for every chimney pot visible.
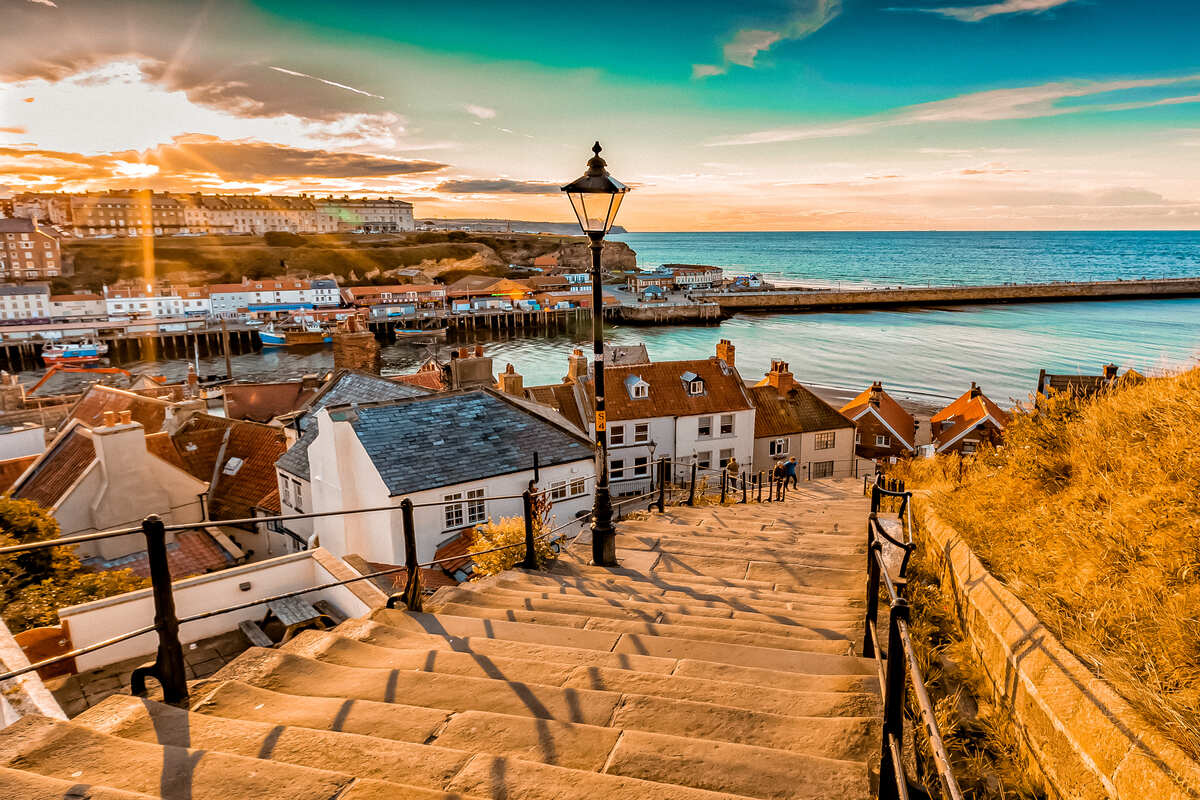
[103,410,117,426]
[1103,363,1118,380]
[119,410,132,424]
[475,344,484,358]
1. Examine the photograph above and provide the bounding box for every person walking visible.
[725,456,739,493]
[786,457,799,488]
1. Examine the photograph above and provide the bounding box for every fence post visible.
[741,472,748,504]
[720,470,727,504]
[657,457,666,513]
[757,472,763,502]
[878,597,911,800]
[400,498,423,612]
[129,515,188,706]
[863,532,881,659]
[870,482,882,513]
[521,489,538,570]
[688,462,697,506]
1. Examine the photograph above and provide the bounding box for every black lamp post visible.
[562,142,629,567]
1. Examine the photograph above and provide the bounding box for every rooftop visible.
[840,383,916,449]
[171,414,289,521]
[749,384,854,438]
[578,357,753,422]
[70,385,176,433]
[931,384,1012,450]
[223,380,323,424]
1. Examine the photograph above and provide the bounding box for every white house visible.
[748,360,860,478]
[104,285,198,318]
[306,389,596,566]
[0,283,51,322]
[49,293,107,320]
[208,277,341,318]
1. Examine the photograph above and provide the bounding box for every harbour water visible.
[23,232,1200,407]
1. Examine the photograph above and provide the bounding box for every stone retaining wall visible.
[915,495,1200,799]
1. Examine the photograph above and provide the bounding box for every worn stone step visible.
[281,629,878,717]
[0,714,404,800]
[427,602,856,651]
[209,648,876,761]
[550,561,864,599]
[601,537,865,570]
[0,766,159,800]
[617,522,864,546]
[75,694,481,796]
[369,608,867,672]
[651,553,861,591]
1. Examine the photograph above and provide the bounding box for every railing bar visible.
[0,624,158,683]
[865,619,887,695]
[872,548,902,606]
[887,734,912,800]
[0,525,145,555]
[898,621,966,800]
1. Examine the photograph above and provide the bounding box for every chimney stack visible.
[103,410,117,427]
[118,410,132,425]
[716,339,735,368]
[764,359,795,395]
[497,363,524,396]
[186,364,199,399]
[1103,363,1118,380]
[869,381,883,408]
[969,382,981,398]
[565,348,588,383]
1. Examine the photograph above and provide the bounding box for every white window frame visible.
[697,416,712,438]
[719,414,734,436]
[769,438,789,456]
[569,477,587,496]
[814,431,836,450]
[631,382,648,399]
[609,424,625,445]
[633,423,649,443]
[633,456,649,477]
[444,492,465,529]
[549,481,568,501]
[719,448,734,468]
[279,476,290,507]
[875,434,891,447]
[292,479,303,511]
[696,451,712,470]
[688,379,704,396]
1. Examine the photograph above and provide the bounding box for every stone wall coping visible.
[915,491,1200,799]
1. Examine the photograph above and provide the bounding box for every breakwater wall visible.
[614,302,722,325]
[698,277,1200,312]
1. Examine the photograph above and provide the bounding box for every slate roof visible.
[70,385,174,433]
[276,425,318,481]
[10,426,95,509]
[749,385,854,438]
[336,389,593,497]
[840,384,916,450]
[931,386,1012,451]
[81,530,233,580]
[576,358,752,422]
[171,414,289,522]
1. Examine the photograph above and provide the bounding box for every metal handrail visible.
[864,476,964,800]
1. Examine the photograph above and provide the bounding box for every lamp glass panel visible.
[603,192,624,233]
[568,191,621,234]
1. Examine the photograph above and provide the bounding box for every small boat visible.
[42,339,109,365]
[394,326,447,339]
[259,320,333,347]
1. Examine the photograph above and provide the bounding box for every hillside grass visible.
[893,367,1200,759]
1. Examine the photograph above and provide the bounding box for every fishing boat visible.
[394,326,448,340]
[41,339,108,365]
[259,320,333,347]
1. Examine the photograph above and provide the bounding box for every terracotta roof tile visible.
[82,530,232,579]
[392,369,445,391]
[171,414,289,522]
[0,455,38,494]
[524,383,586,433]
[931,386,1011,450]
[144,431,187,471]
[256,487,281,514]
[11,427,95,509]
[840,384,916,450]
[70,385,173,433]
[368,562,461,591]
[578,358,752,422]
[749,385,854,438]
[223,381,321,423]
[434,529,475,574]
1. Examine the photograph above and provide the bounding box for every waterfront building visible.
[930,383,1011,455]
[207,277,340,318]
[627,269,675,293]
[668,264,723,290]
[70,190,186,237]
[749,358,859,477]
[341,284,446,317]
[314,196,415,232]
[104,284,190,318]
[49,293,106,321]
[0,218,63,280]
[0,282,51,321]
[305,389,595,565]
[840,381,917,462]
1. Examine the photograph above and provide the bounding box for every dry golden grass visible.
[895,367,1200,760]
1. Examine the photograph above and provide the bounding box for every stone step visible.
[282,629,879,717]
[617,521,863,544]
[551,560,864,598]
[427,602,856,650]
[0,766,159,800]
[208,648,877,761]
[612,538,865,569]
[368,608,868,672]
[0,714,417,800]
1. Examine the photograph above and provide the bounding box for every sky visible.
[1,0,1199,231]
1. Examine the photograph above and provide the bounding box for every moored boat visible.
[259,321,333,347]
[41,339,108,365]
[394,326,448,339]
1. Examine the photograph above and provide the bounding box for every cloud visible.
[463,104,496,119]
[27,0,57,6]
[434,179,560,195]
[0,127,27,135]
[267,66,385,100]
[911,0,1080,23]
[711,73,1200,145]
[694,0,840,78]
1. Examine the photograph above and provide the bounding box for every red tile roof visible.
[931,385,1011,451]
[578,358,752,422]
[223,382,321,423]
[749,385,854,438]
[11,427,95,509]
[369,563,461,591]
[70,385,174,433]
[840,384,916,450]
[434,530,475,574]
[524,382,586,433]
[144,431,187,471]
[256,487,281,514]
[171,414,289,522]
[84,530,232,580]
[392,369,446,391]
[0,455,38,494]
[50,293,102,302]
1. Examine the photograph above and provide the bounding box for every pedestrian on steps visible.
[786,457,799,488]
[725,456,739,493]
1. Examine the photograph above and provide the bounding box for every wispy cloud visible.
[267,66,384,100]
[905,0,1080,23]
[435,178,559,194]
[711,74,1200,145]
[27,0,57,7]
[463,104,496,119]
[693,0,840,78]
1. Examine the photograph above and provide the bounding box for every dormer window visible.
[681,371,704,396]
[625,375,649,400]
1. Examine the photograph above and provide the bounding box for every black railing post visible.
[863,534,881,659]
[741,472,748,504]
[720,470,727,504]
[688,463,697,506]
[400,498,422,612]
[879,597,911,800]
[129,515,188,706]
[520,489,538,569]
[657,457,666,513]
[757,472,763,502]
[871,481,882,513]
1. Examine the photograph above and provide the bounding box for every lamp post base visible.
[591,485,618,567]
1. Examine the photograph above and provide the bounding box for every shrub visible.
[263,231,307,247]
[469,492,559,576]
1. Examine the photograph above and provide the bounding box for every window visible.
[814,432,836,450]
[696,451,712,469]
[444,492,465,528]
[875,434,891,447]
[609,424,625,445]
[697,416,712,437]
[292,479,303,510]
[633,456,649,477]
[279,476,290,507]
[719,414,734,436]
[634,423,649,443]
[569,477,587,496]
[688,379,704,395]
[631,382,648,399]
[769,438,789,456]
[719,448,734,468]
[610,459,625,478]
[855,430,861,445]
[812,461,835,479]
[549,481,568,500]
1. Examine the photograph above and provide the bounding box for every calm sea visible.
[27,232,1200,407]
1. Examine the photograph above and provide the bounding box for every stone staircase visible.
[0,478,878,800]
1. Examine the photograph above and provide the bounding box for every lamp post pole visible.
[589,231,616,566]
